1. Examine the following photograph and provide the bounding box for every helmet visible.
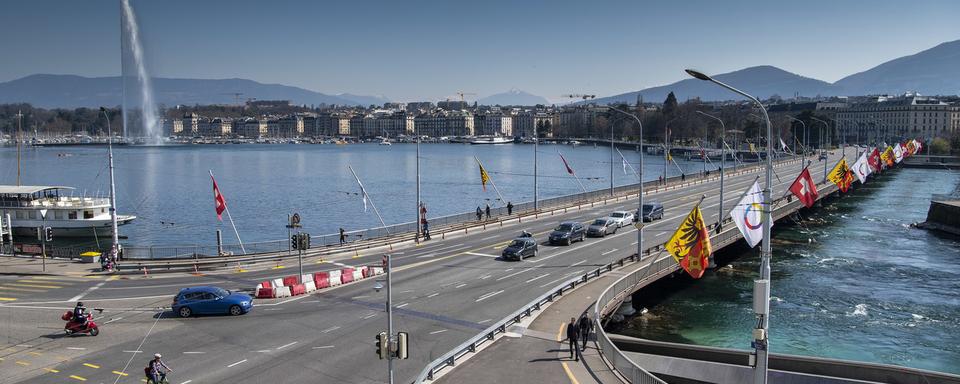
[154,353,162,358]
[76,302,83,307]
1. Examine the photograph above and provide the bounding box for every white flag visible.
[893,143,904,163]
[622,157,628,175]
[730,181,770,248]
[779,138,790,153]
[851,151,871,184]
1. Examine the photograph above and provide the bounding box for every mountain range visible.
[477,89,550,106]
[591,39,960,104]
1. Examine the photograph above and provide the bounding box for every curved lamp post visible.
[685,69,773,384]
[695,111,726,233]
[606,106,644,260]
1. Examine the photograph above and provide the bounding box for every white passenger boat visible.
[469,136,513,145]
[0,185,135,237]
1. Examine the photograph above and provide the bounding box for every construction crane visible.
[221,92,244,105]
[455,91,476,102]
[562,94,596,101]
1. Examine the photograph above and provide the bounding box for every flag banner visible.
[915,139,923,153]
[893,143,904,163]
[478,162,491,191]
[789,167,819,208]
[622,157,628,174]
[559,153,575,175]
[211,173,227,221]
[852,152,872,184]
[828,158,855,192]
[780,138,790,153]
[352,172,369,212]
[666,204,712,279]
[868,148,881,172]
[905,140,916,157]
[881,146,895,167]
[730,180,770,248]
[749,142,756,153]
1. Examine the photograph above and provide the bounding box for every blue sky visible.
[2,0,959,102]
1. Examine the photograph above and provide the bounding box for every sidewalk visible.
[0,254,100,276]
[435,261,651,384]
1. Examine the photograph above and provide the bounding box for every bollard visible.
[143,267,149,277]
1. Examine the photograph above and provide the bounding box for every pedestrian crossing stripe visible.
[0,297,16,301]
[0,286,46,292]
[8,282,63,289]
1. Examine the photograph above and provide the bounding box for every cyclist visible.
[145,353,173,384]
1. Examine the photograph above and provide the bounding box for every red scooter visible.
[62,311,100,336]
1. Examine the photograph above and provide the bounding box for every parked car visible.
[608,211,635,227]
[638,202,664,222]
[587,218,618,237]
[549,222,586,245]
[172,286,253,318]
[501,237,538,261]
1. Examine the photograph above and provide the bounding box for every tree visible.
[929,137,951,155]
[662,92,678,118]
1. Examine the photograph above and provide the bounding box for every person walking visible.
[578,314,594,351]
[506,201,513,215]
[476,206,483,221]
[339,228,346,245]
[566,317,580,361]
[145,353,172,384]
[485,204,491,219]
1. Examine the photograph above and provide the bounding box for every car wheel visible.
[565,238,571,246]
[533,249,538,258]
[229,305,243,316]
[178,307,192,318]
[89,327,99,336]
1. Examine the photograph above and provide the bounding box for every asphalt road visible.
[0,150,846,384]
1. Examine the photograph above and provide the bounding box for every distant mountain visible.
[477,89,550,106]
[0,74,388,108]
[834,39,960,96]
[336,93,391,107]
[591,66,837,104]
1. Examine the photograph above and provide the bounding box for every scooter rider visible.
[146,353,173,384]
[73,302,87,325]
[520,230,532,238]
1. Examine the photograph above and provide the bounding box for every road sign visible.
[634,222,645,230]
[287,213,302,228]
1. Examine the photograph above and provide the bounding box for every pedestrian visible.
[566,317,580,361]
[578,314,594,351]
[485,204,491,219]
[422,220,431,240]
[476,206,483,221]
[339,227,346,245]
[144,353,172,384]
[681,173,686,182]
[507,201,513,215]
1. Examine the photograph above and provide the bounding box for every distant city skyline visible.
[2,0,959,103]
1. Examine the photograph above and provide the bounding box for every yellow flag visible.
[665,204,712,279]
[666,153,673,162]
[749,143,756,153]
[478,162,490,191]
[881,146,894,166]
[827,158,853,192]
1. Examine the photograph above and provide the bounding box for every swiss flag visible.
[789,167,819,208]
[211,173,227,221]
[868,148,881,173]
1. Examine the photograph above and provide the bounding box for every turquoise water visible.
[616,167,960,374]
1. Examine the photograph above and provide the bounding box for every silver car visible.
[587,218,618,237]
[609,211,635,228]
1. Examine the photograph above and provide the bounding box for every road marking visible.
[601,248,618,256]
[416,253,438,259]
[0,286,45,292]
[631,241,638,245]
[183,351,205,354]
[465,251,499,258]
[83,363,100,368]
[525,273,551,283]
[123,350,143,353]
[396,302,409,308]
[362,313,377,319]
[478,274,491,280]
[570,260,586,267]
[322,326,341,333]
[479,235,499,241]
[561,362,581,384]
[276,342,298,350]
[0,297,17,301]
[69,375,87,381]
[312,345,335,349]
[539,276,567,288]
[454,283,467,289]
[479,318,493,324]
[103,316,124,324]
[112,370,128,376]
[496,268,535,281]
[9,282,61,289]
[253,350,271,353]
[429,329,447,335]
[28,351,42,356]
[303,300,321,303]
[15,344,33,347]
[227,359,247,368]
[16,360,29,366]
[351,295,369,299]
[66,347,86,350]
[475,290,505,302]
[180,380,192,384]
[426,292,439,298]
[44,368,60,373]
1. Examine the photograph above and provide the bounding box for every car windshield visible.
[592,219,607,226]
[210,287,230,298]
[611,212,625,218]
[642,204,656,213]
[555,224,573,231]
[510,240,526,247]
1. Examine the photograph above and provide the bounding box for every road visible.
[0,150,846,384]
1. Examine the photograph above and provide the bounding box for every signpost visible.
[287,213,306,282]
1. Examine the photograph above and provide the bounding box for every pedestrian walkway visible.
[435,260,652,384]
[0,257,105,301]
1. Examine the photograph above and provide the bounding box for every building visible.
[513,110,559,138]
[331,113,352,136]
[361,111,414,138]
[234,118,268,138]
[437,100,468,111]
[161,118,183,136]
[559,107,597,137]
[405,102,434,113]
[475,111,513,136]
[414,111,475,137]
[836,95,959,144]
[180,113,199,136]
[268,115,304,137]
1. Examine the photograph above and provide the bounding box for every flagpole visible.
[348,166,389,232]
[557,150,587,194]
[474,156,506,206]
[210,170,246,255]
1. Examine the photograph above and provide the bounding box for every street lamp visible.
[606,106,644,260]
[100,107,121,265]
[786,116,806,156]
[686,69,773,384]
[695,111,726,233]
[810,117,831,182]
[663,117,678,184]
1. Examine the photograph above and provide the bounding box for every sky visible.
[2,0,959,103]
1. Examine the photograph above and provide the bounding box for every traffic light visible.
[397,332,409,360]
[44,227,53,242]
[303,233,311,249]
[291,235,299,250]
[375,332,388,359]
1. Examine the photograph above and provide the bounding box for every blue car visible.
[172,286,253,318]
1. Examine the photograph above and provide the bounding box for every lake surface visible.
[614,167,960,375]
[1,142,718,246]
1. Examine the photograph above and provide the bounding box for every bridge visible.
[0,148,948,384]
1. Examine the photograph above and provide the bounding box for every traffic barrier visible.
[258,281,271,289]
[361,266,372,278]
[371,267,384,275]
[255,286,275,299]
[271,278,284,289]
[328,270,342,286]
[313,272,330,289]
[351,268,363,282]
[304,280,317,293]
[282,276,299,287]
[291,284,306,296]
[341,268,355,284]
[275,286,292,298]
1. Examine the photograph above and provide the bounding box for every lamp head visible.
[685,69,711,81]
[99,106,106,112]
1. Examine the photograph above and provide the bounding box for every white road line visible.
[426,292,439,298]
[429,329,447,335]
[601,248,618,256]
[478,274,491,280]
[15,344,32,347]
[68,281,108,302]
[253,350,271,353]
[396,302,409,308]
[464,251,499,258]
[351,295,369,299]
[631,241,638,245]
[539,277,566,288]
[227,359,247,368]
[479,235,499,241]
[122,350,142,354]
[276,341,298,350]
[180,380,192,384]
[475,290,505,302]
[363,313,377,319]
[322,326,341,333]
[478,318,493,324]
[454,283,467,289]
[312,345,335,349]
[66,347,86,350]
[496,268,535,281]
[565,269,585,277]
[416,253,437,259]
[303,300,321,303]
[570,260,586,267]
[525,273,551,283]
[182,351,205,354]
[103,316,124,325]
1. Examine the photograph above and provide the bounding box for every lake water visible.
[1,143,717,246]
[613,167,960,375]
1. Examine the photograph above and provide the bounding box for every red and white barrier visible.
[304,280,317,292]
[351,268,363,282]
[341,268,355,284]
[314,272,330,289]
[274,285,292,298]
[253,263,383,299]
[328,270,342,286]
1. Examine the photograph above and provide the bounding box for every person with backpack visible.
[145,353,172,384]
